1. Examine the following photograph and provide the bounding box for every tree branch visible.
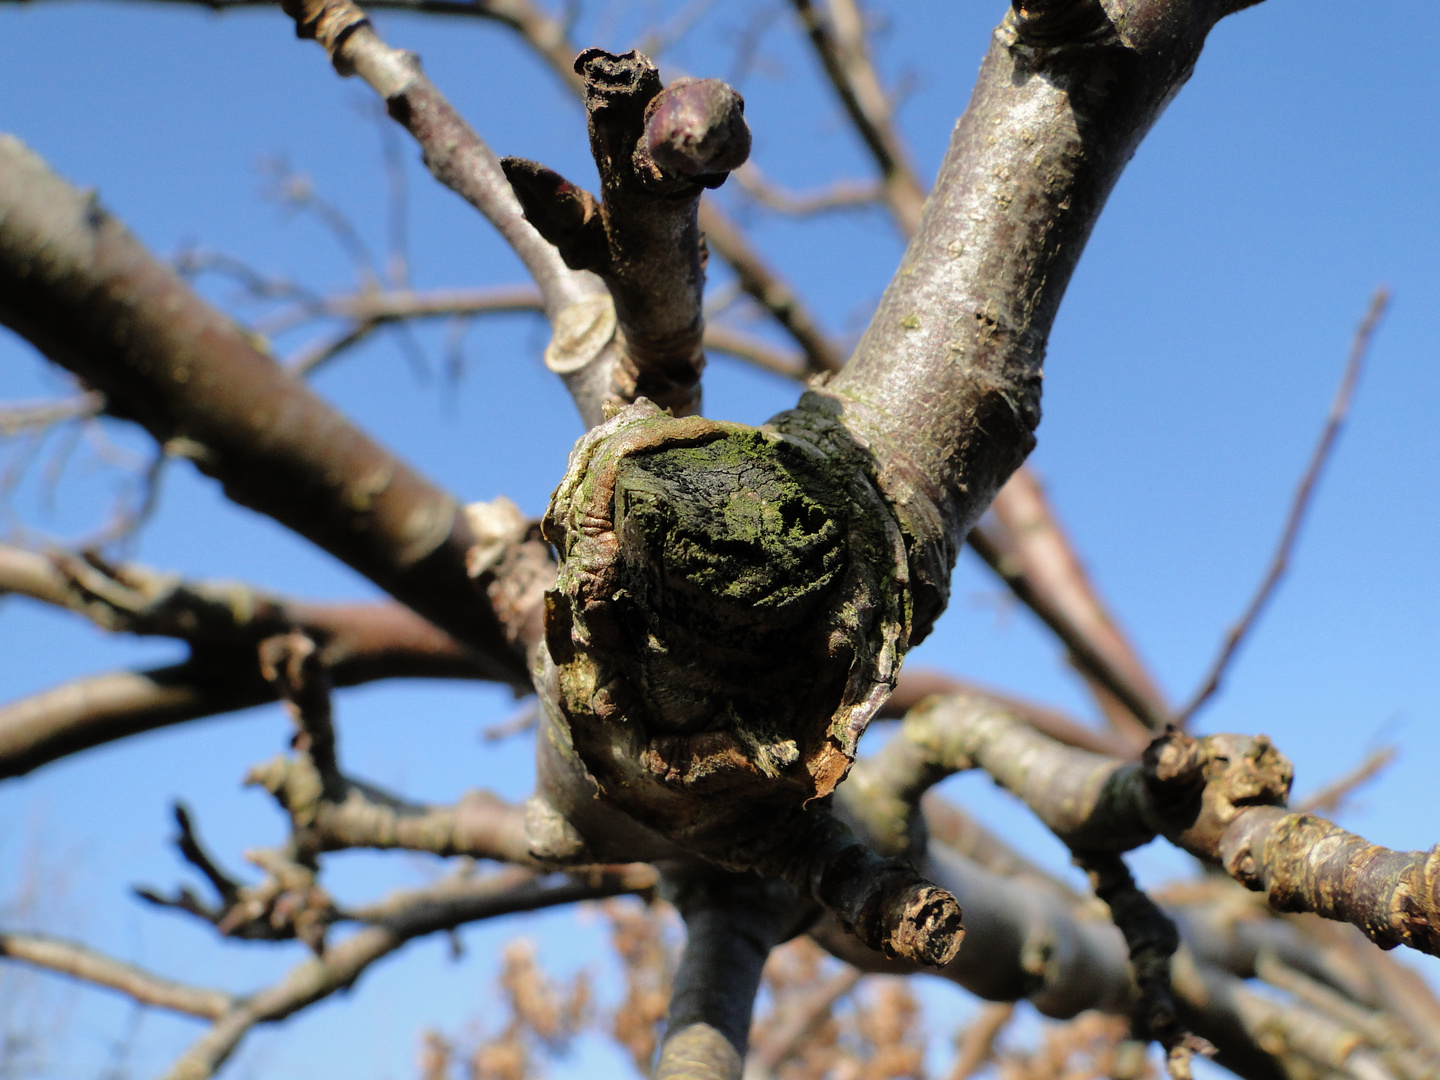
[0,594,502,778]
[886,691,1440,958]
[150,865,655,1080]
[1174,287,1390,726]
[0,137,549,680]
[274,0,632,427]
[967,522,1170,734]
[0,930,235,1020]
[787,0,1170,741]
[503,50,752,416]
[788,0,927,233]
[654,873,792,1080]
[810,1,1230,644]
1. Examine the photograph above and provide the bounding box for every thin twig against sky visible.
[1175,286,1391,727]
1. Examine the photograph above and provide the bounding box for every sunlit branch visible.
[883,691,1440,958]
[0,930,235,1020]
[742,964,861,1080]
[967,523,1169,733]
[731,163,884,218]
[0,598,509,779]
[0,138,549,678]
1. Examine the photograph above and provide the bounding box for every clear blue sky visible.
[1,1,1438,1076]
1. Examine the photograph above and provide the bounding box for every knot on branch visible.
[541,399,909,858]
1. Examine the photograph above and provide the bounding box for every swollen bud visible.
[643,77,751,182]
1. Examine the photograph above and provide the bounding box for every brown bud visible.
[643,77,751,181]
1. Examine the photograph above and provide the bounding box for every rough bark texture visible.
[875,691,1440,958]
[4,2,1440,1078]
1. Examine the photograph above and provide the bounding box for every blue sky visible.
[1,1,1438,1076]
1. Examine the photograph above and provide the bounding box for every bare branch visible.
[1076,851,1214,1078]
[968,522,1170,734]
[270,282,809,383]
[1295,745,1397,818]
[153,865,655,1080]
[878,668,1138,757]
[0,137,550,679]
[0,930,236,1020]
[696,201,846,375]
[503,52,752,416]
[815,1,1234,648]
[274,0,636,427]
[742,964,861,1080]
[983,467,1169,741]
[945,1002,1014,1080]
[0,391,103,436]
[731,163,884,218]
[891,692,1440,958]
[286,319,382,376]
[788,0,927,232]
[0,593,511,778]
[1175,287,1391,726]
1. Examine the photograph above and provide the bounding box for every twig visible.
[0,931,236,1020]
[277,0,627,426]
[1174,287,1390,726]
[696,200,845,375]
[743,965,861,1079]
[152,865,655,1080]
[0,392,104,436]
[983,468,1168,742]
[788,0,926,232]
[967,524,1170,732]
[731,163,884,217]
[1294,745,1397,818]
[287,320,381,376]
[897,693,1440,959]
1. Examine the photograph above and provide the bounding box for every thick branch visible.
[0,137,547,679]
[0,593,510,778]
[816,1,1225,638]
